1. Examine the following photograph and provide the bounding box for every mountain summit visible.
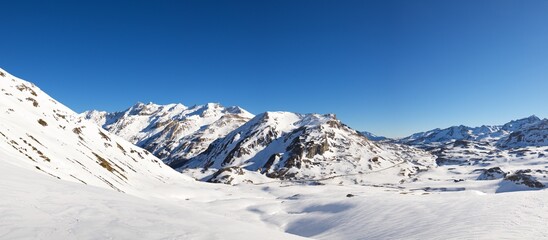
[81,102,254,165]
[180,111,435,184]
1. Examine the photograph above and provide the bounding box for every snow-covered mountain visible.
[497,118,548,148]
[398,115,543,148]
[0,68,185,195]
[180,111,435,184]
[3,67,548,239]
[397,116,548,190]
[81,102,254,165]
[359,131,388,141]
[0,68,310,239]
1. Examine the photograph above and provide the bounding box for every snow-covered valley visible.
[3,156,548,240]
[2,67,548,239]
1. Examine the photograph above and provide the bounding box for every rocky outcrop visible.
[477,167,507,180]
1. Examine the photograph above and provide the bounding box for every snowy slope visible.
[81,102,253,164]
[2,67,548,239]
[5,147,548,240]
[0,149,306,240]
[0,68,192,196]
[257,184,548,239]
[182,112,435,184]
[0,68,309,239]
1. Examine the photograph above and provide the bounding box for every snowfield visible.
[3,157,548,240]
[1,67,548,240]
[0,158,306,240]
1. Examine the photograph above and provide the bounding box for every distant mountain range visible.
[396,115,545,148]
[2,66,546,191]
[83,106,434,184]
[83,102,548,188]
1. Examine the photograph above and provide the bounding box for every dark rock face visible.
[504,170,545,188]
[208,166,245,184]
[497,119,548,148]
[477,167,507,180]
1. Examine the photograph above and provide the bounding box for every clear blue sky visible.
[1,0,547,137]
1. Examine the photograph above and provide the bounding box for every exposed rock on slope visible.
[398,116,548,191]
[398,115,543,148]
[81,102,254,164]
[0,68,183,195]
[497,119,548,148]
[181,112,435,184]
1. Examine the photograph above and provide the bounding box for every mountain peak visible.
[502,115,542,131]
[183,109,434,184]
[82,102,255,163]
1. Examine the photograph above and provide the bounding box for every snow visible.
[80,100,254,164]
[4,152,548,240]
[397,115,544,148]
[0,158,306,240]
[2,67,548,240]
[183,111,435,184]
[360,130,388,141]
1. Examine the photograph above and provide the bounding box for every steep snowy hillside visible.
[0,68,186,195]
[81,102,254,165]
[181,112,435,184]
[0,154,310,240]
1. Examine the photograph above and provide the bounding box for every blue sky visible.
[1,0,547,137]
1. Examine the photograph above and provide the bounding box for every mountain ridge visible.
[179,111,435,184]
[80,101,254,165]
[397,115,544,148]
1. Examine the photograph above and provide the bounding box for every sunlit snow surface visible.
[3,158,548,240]
[1,68,548,240]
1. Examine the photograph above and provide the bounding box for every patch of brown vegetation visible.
[38,119,48,126]
[72,127,82,135]
[98,131,111,142]
[26,97,39,107]
[116,143,126,153]
[16,84,37,96]
[26,134,43,146]
[20,137,50,162]
[92,152,128,181]
[93,152,114,172]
